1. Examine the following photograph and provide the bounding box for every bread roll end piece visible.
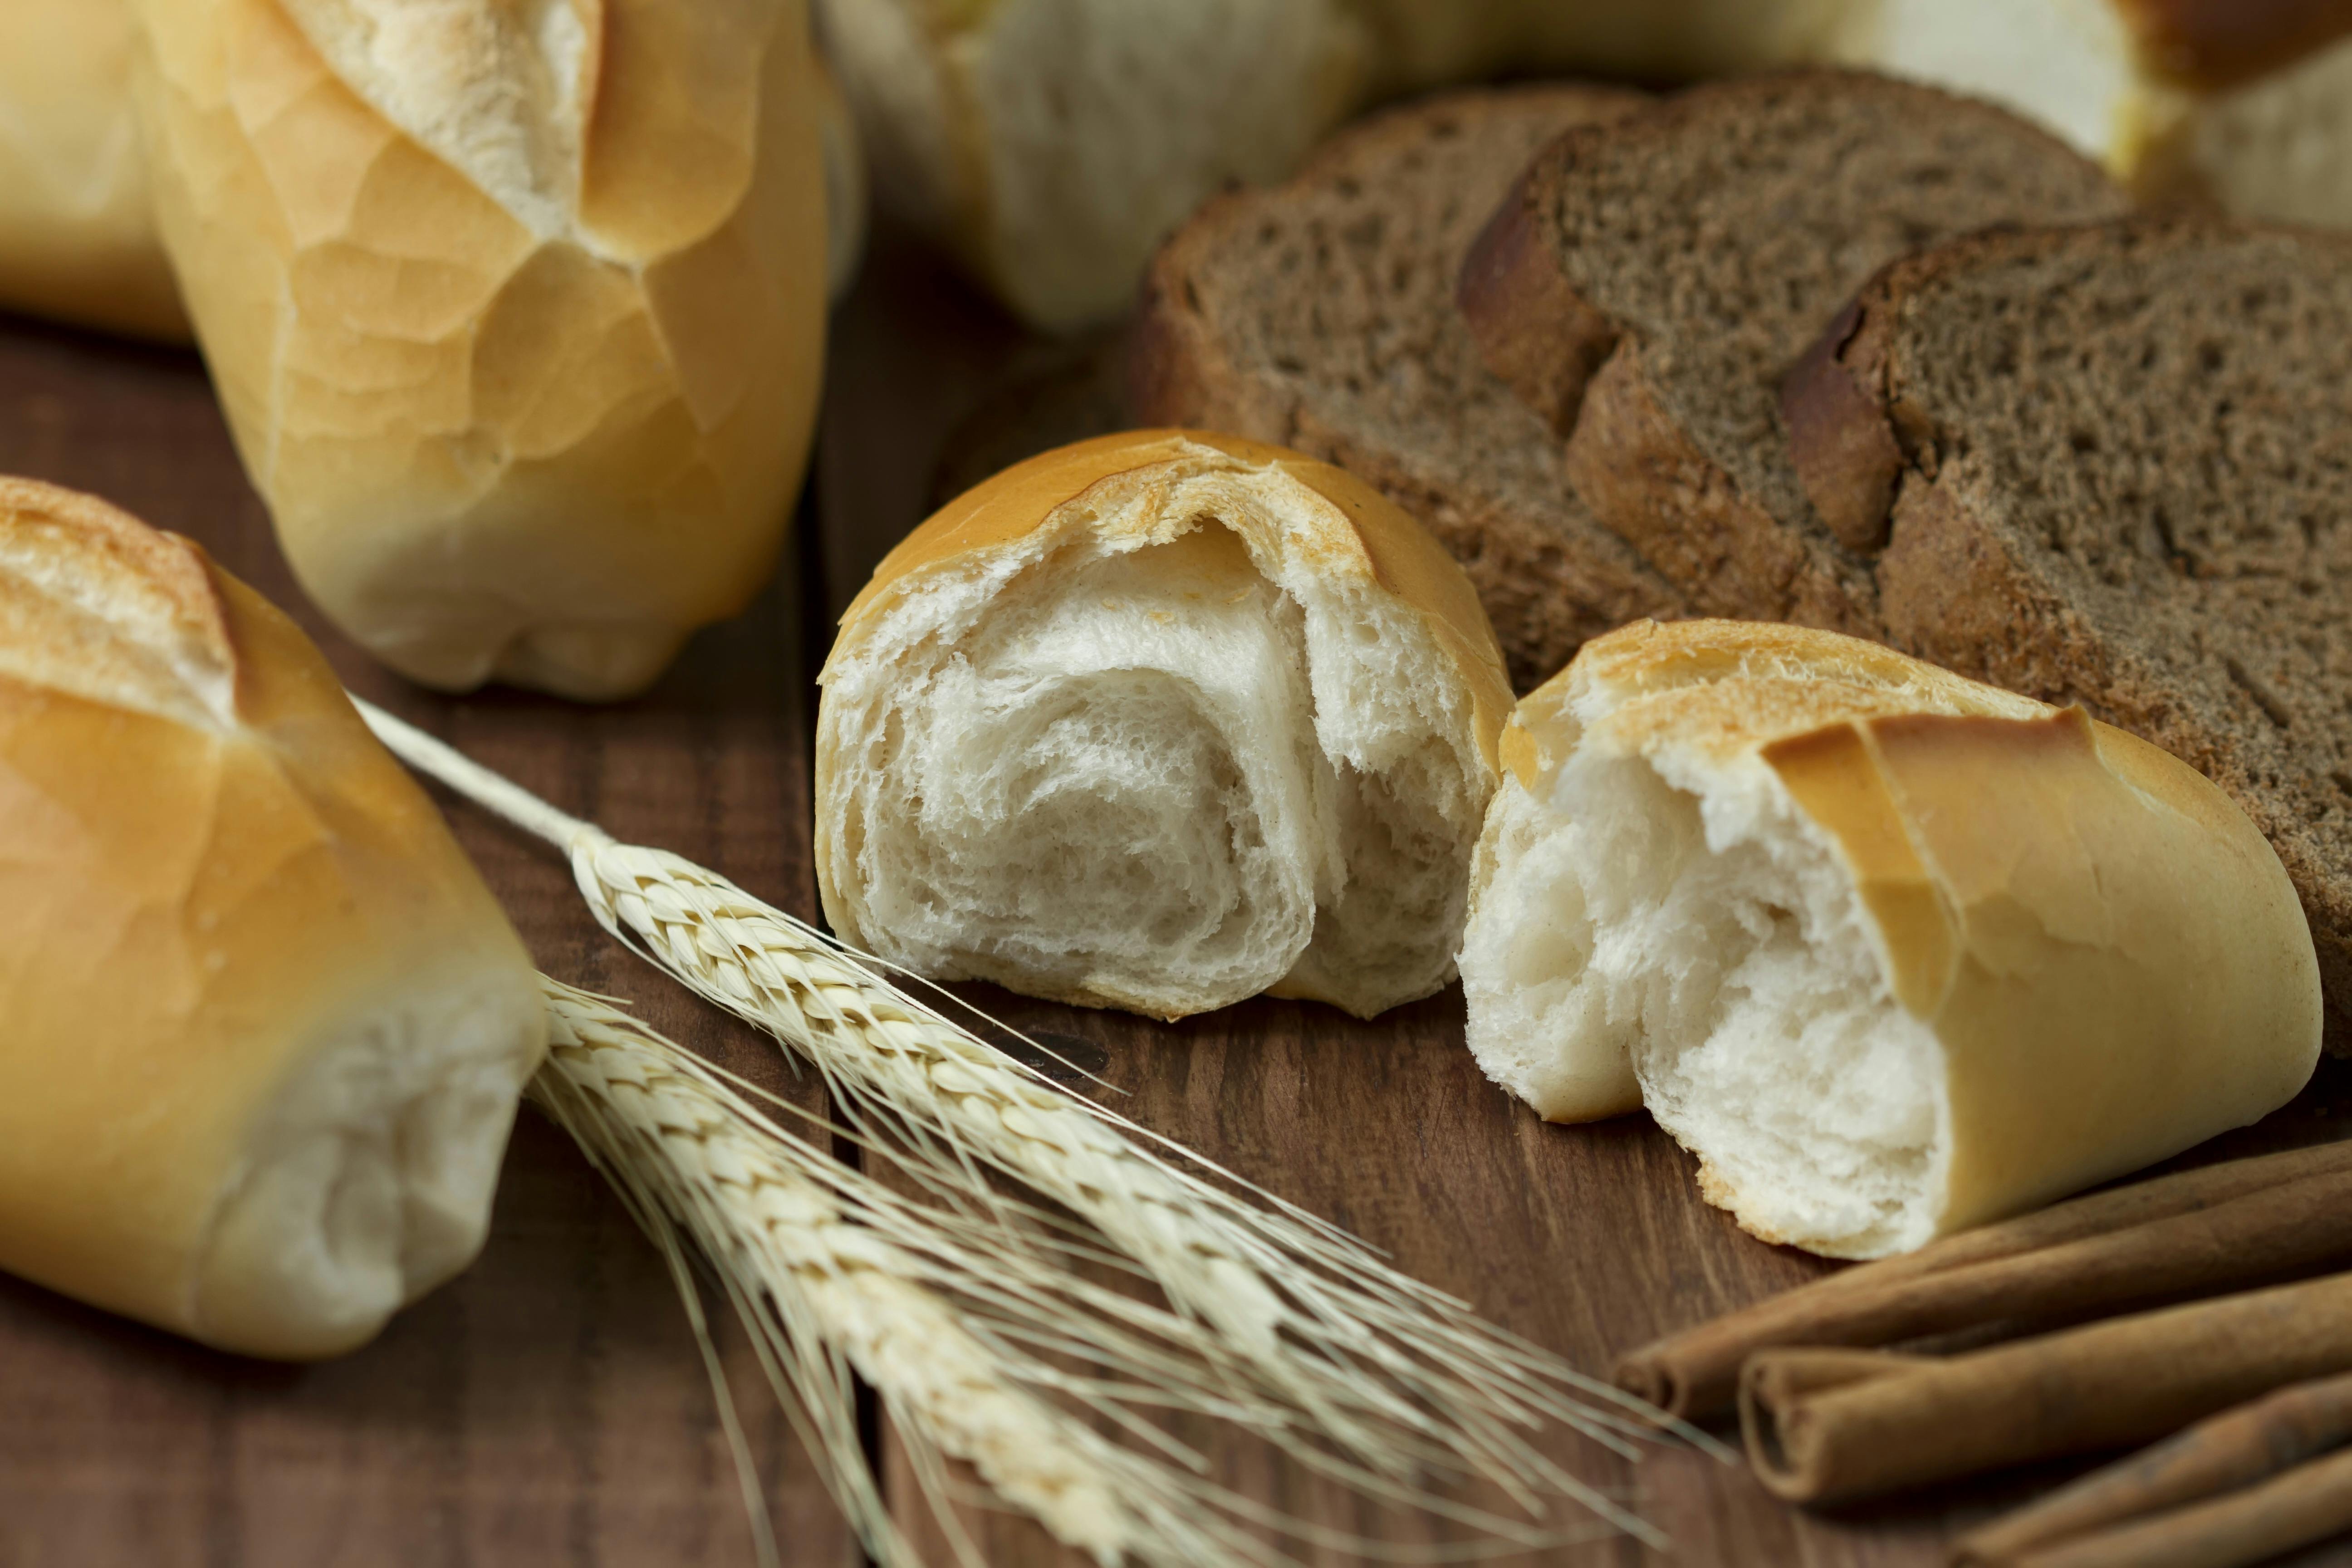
[193,966,543,1358]
[0,480,546,1357]
[1460,620,2320,1258]
[817,430,1511,1021]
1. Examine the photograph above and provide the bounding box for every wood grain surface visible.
[1,226,2348,1568]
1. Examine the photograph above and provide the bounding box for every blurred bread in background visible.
[0,0,186,341]
[817,0,2352,332]
[814,0,1847,330]
[129,0,832,700]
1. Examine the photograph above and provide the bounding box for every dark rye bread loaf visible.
[1784,219,2352,1042]
[1130,84,1684,693]
[1457,70,2131,637]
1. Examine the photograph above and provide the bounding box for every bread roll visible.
[814,0,1847,330]
[0,0,187,341]
[1460,619,2320,1259]
[0,478,545,1357]
[816,430,1512,1020]
[128,0,829,699]
[1837,0,2352,228]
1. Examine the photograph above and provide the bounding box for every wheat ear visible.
[535,981,1621,1567]
[364,703,1715,1539]
[534,979,1318,1568]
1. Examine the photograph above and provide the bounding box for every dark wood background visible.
[2,225,2347,1568]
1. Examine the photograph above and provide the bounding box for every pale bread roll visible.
[128,0,829,699]
[816,430,1512,1020]
[1460,619,2320,1259]
[815,0,1848,330]
[0,478,544,1357]
[0,0,187,341]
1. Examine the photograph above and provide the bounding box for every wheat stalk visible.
[534,979,1339,1568]
[364,702,1715,1543]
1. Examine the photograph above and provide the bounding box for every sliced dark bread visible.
[1785,218,2352,1042]
[1458,70,2130,635]
[1130,84,1683,692]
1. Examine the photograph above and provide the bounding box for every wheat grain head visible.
[363,702,1709,1546]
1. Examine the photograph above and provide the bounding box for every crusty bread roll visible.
[128,0,829,699]
[0,0,187,341]
[0,478,545,1357]
[816,430,1512,1020]
[1836,0,2352,228]
[1460,619,2320,1259]
[815,0,1847,330]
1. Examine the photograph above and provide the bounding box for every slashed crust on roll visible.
[1461,619,2320,1258]
[0,478,544,1357]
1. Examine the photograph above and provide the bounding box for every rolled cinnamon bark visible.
[1741,1272,2352,1505]
[1619,1142,2352,1418]
[1995,1446,2352,1568]
[1955,1372,2352,1566]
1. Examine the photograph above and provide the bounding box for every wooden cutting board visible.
[2,228,2347,1568]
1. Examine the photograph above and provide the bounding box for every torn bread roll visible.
[816,430,1512,1020]
[0,0,186,340]
[1459,619,2319,1258]
[128,0,829,699]
[0,478,545,1357]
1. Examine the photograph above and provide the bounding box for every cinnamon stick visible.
[1617,1141,2352,1418]
[1994,1446,2352,1568]
[1740,1271,2352,1505]
[1955,1371,2352,1567]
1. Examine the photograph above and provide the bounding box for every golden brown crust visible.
[130,0,827,698]
[1454,169,1620,438]
[1779,301,1904,556]
[840,429,1515,755]
[0,479,542,1356]
[0,0,188,341]
[1499,617,2321,1248]
[1504,617,2050,792]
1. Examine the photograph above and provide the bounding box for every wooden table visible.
[3,232,2348,1568]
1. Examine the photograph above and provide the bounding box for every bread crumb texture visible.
[1463,620,2319,1257]
[818,431,1508,1021]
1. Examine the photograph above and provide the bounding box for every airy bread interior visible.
[1463,738,1948,1257]
[193,967,542,1357]
[820,464,1495,1020]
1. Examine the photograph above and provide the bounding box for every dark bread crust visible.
[1788,218,2352,1044]
[1779,301,1903,554]
[1458,70,2128,638]
[1454,175,1617,438]
[1563,341,1877,636]
[2118,0,2352,90]
[1132,83,1681,692]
